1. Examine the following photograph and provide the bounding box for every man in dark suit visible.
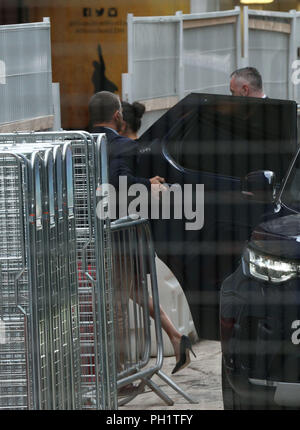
[88,91,167,396]
[230,67,267,98]
[88,90,165,196]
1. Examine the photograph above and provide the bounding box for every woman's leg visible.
[147,296,182,362]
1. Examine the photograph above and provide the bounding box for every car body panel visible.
[220,148,300,408]
[137,92,298,339]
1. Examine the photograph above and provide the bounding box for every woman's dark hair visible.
[121,101,145,133]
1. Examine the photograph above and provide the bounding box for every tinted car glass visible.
[281,149,300,211]
[141,93,298,181]
[136,93,298,340]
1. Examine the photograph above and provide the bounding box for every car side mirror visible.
[241,170,276,203]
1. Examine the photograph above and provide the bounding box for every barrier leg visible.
[157,370,198,404]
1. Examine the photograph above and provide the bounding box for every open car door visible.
[137,93,298,339]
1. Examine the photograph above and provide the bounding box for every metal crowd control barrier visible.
[0,131,196,409]
[0,131,117,409]
[77,133,196,407]
[110,215,197,407]
[0,144,80,409]
[0,149,43,409]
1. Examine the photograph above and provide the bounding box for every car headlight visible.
[242,247,299,284]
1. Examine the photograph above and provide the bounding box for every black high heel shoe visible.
[171,335,196,375]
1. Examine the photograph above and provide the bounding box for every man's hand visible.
[150,175,165,184]
[150,182,168,200]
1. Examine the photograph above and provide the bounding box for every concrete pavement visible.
[119,340,224,410]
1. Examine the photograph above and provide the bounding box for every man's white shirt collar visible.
[103,126,119,135]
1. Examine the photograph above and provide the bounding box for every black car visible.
[137,92,298,340]
[220,146,300,410]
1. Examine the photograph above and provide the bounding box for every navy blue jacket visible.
[91,126,151,190]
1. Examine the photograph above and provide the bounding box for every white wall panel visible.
[124,7,300,133]
[0,19,53,127]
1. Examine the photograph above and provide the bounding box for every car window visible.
[281,150,300,212]
[163,96,296,180]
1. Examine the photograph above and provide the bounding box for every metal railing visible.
[0,131,197,409]
[0,132,117,409]
[0,145,80,409]
[110,215,197,407]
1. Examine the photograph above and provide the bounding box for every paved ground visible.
[119,339,224,410]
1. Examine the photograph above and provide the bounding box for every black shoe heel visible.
[171,335,196,375]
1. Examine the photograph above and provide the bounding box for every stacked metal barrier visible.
[0,131,196,410]
[0,132,117,410]
[0,140,83,409]
[0,149,39,410]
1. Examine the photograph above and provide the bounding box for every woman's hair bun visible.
[132,101,145,118]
